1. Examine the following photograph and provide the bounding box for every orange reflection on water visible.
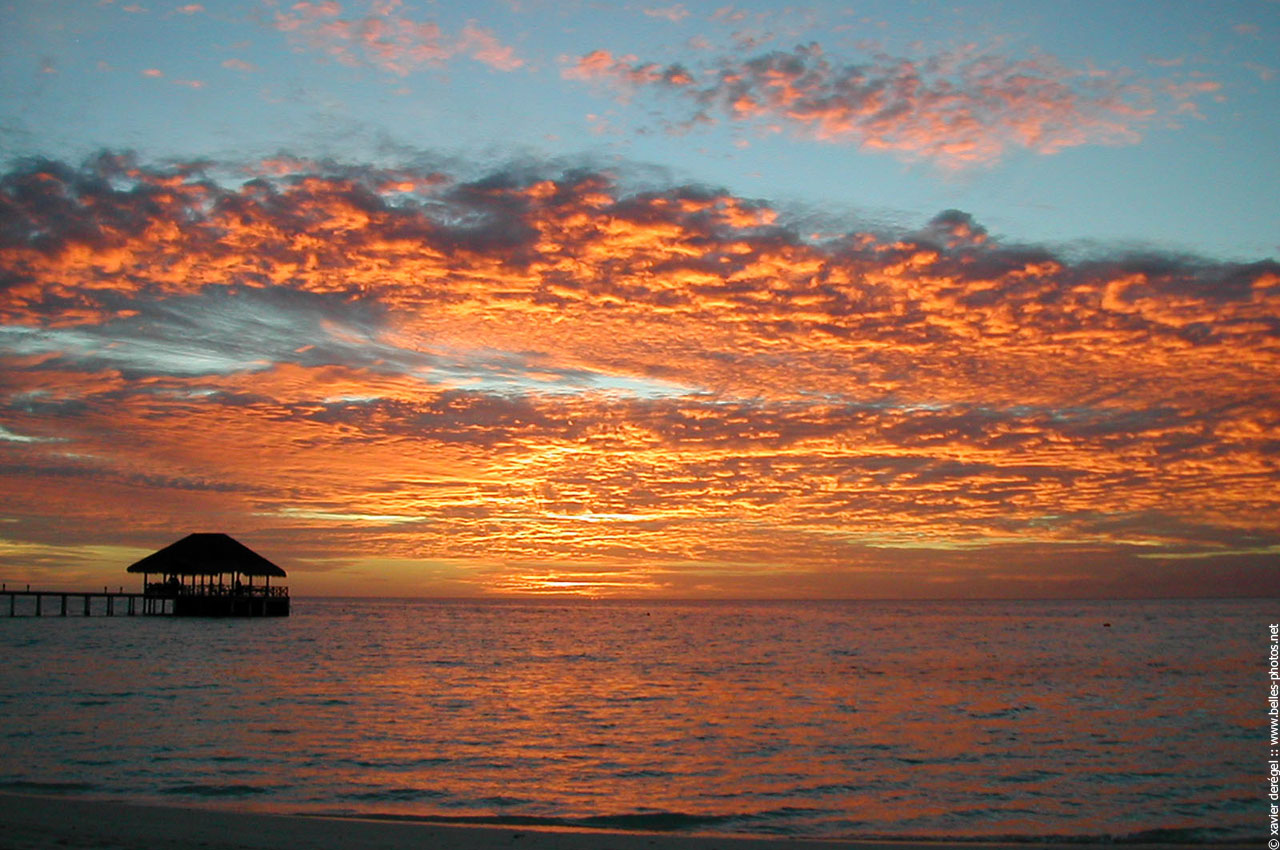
[3,598,1253,839]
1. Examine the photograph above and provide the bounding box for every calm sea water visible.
[0,598,1266,841]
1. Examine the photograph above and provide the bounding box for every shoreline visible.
[0,793,1257,850]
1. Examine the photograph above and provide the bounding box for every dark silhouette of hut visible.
[127,533,289,616]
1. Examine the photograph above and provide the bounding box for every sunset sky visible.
[1,0,1277,597]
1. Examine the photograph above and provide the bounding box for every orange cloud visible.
[0,155,1276,596]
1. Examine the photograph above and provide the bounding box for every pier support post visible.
[107,596,114,616]
[35,594,42,616]
[61,595,67,616]
[84,595,90,616]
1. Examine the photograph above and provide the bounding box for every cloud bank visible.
[0,153,1276,595]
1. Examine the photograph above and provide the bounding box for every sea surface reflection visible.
[0,598,1262,841]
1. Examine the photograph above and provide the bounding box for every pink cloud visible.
[712,6,748,24]
[643,4,690,23]
[458,22,524,72]
[563,42,1220,168]
[1164,78,1223,118]
[561,49,694,88]
[1244,62,1276,82]
[274,0,523,74]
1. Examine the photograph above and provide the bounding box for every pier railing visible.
[4,587,159,617]
[5,583,289,617]
[144,583,289,598]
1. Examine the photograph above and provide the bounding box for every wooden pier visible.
[5,532,290,618]
[3,585,173,617]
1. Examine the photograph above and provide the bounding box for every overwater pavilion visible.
[128,533,290,617]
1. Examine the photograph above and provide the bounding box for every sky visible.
[0,0,1277,598]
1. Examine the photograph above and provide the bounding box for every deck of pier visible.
[3,585,290,617]
[3,586,168,617]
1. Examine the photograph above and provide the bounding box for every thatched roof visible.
[126,533,287,577]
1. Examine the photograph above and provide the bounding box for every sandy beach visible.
[0,793,1253,850]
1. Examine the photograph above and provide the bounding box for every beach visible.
[2,793,1252,850]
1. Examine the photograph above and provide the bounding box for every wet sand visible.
[0,793,1248,850]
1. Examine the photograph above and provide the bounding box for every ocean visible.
[0,597,1267,842]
